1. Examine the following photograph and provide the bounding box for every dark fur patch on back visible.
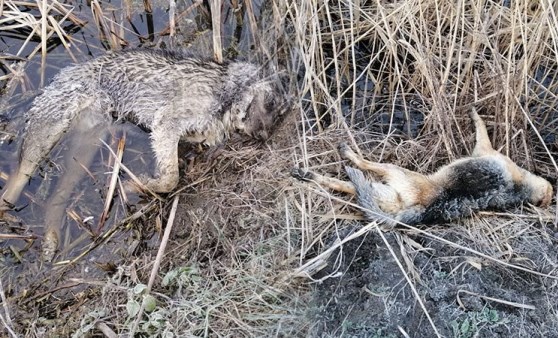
[419,158,529,224]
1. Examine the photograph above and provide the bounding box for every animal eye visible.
[266,98,277,111]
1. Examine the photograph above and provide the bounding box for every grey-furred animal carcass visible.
[0,48,287,260]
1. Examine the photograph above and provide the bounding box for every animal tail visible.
[344,166,394,226]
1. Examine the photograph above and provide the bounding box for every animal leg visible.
[470,109,495,156]
[0,159,36,213]
[291,167,356,194]
[133,129,180,193]
[338,143,413,181]
[291,166,404,223]
[1,85,104,216]
[338,143,438,208]
[469,110,553,206]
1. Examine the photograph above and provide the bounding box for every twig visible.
[210,0,222,62]
[0,233,36,240]
[159,0,202,36]
[457,289,536,310]
[95,322,118,338]
[0,312,17,338]
[99,139,162,200]
[244,0,260,47]
[98,136,126,232]
[168,0,175,39]
[129,195,180,336]
[54,199,158,266]
[0,279,14,332]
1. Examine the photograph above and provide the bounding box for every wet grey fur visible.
[0,49,285,259]
[6,49,282,197]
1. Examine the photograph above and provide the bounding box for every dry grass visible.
[2,0,558,337]
[0,0,85,87]
[290,0,558,160]
[286,0,558,336]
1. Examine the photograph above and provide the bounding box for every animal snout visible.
[255,129,269,140]
[540,182,553,206]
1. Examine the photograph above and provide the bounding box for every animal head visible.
[230,83,286,140]
[225,62,288,141]
[525,172,553,206]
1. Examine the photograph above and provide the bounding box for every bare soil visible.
[307,224,558,337]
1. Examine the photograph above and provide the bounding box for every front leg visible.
[469,108,496,157]
[291,167,357,194]
[338,143,412,181]
[133,130,181,193]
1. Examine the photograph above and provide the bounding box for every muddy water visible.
[0,0,265,272]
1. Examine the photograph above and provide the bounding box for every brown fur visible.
[292,110,553,227]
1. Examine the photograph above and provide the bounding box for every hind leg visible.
[343,166,403,215]
[292,166,404,217]
[338,143,438,208]
[0,159,37,213]
[1,87,102,216]
[470,109,496,156]
[1,118,71,214]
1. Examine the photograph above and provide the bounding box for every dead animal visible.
[0,49,286,259]
[292,110,553,227]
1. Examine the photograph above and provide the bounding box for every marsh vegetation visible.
[1,0,558,337]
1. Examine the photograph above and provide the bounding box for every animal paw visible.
[123,178,142,194]
[291,167,315,181]
[123,174,155,194]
